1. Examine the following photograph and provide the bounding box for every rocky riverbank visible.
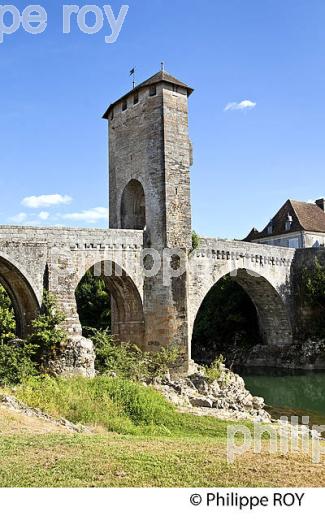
[228,339,325,370]
[153,362,271,422]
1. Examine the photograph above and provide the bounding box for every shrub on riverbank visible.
[92,330,181,381]
[0,341,37,385]
[0,291,67,385]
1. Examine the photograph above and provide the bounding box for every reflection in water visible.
[238,367,325,427]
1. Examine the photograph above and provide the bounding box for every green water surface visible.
[240,368,325,427]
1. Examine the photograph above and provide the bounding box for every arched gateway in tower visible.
[103,70,195,358]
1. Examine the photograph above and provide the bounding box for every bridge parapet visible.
[0,226,144,248]
[190,238,295,267]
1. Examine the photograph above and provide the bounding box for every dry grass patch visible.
[0,435,324,488]
[0,406,69,435]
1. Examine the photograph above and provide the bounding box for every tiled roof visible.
[291,200,325,232]
[103,71,193,119]
[135,71,193,93]
[244,199,325,241]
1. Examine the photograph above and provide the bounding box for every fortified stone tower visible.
[103,70,194,358]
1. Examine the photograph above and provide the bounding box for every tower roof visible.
[103,70,194,119]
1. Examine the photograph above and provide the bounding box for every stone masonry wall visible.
[188,238,296,362]
[0,226,144,338]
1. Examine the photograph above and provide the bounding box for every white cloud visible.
[63,207,108,224]
[22,194,72,208]
[224,100,256,111]
[38,211,50,220]
[9,212,28,224]
[9,212,42,226]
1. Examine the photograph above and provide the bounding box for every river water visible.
[239,368,325,427]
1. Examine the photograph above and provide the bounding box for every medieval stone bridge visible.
[0,70,307,373]
[0,223,296,372]
[188,238,295,351]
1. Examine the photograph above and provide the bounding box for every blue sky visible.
[0,0,325,238]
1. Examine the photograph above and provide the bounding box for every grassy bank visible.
[12,375,252,437]
[1,376,324,487]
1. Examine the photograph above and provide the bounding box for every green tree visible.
[0,284,16,340]
[192,275,261,364]
[302,260,325,310]
[27,291,67,365]
[299,260,325,337]
[0,284,36,385]
[76,270,111,335]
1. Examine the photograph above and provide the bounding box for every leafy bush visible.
[92,330,181,381]
[191,230,201,251]
[302,260,325,309]
[0,284,36,385]
[0,340,37,385]
[299,260,325,338]
[93,331,150,380]
[203,355,225,383]
[149,345,182,378]
[0,290,68,385]
[0,284,16,340]
[27,291,67,366]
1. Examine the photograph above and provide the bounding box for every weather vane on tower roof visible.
[129,67,136,89]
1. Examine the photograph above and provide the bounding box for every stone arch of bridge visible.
[75,259,145,347]
[120,179,146,230]
[0,253,41,338]
[190,267,293,359]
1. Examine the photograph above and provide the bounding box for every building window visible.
[285,214,293,231]
[267,221,273,235]
[149,85,157,97]
[133,92,139,105]
[110,110,114,120]
[122,98,127,111]
[285,221,291,231]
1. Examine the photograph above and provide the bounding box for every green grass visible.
[13,375,251,437]
[2,376,324,488]
[1,434,325,487]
